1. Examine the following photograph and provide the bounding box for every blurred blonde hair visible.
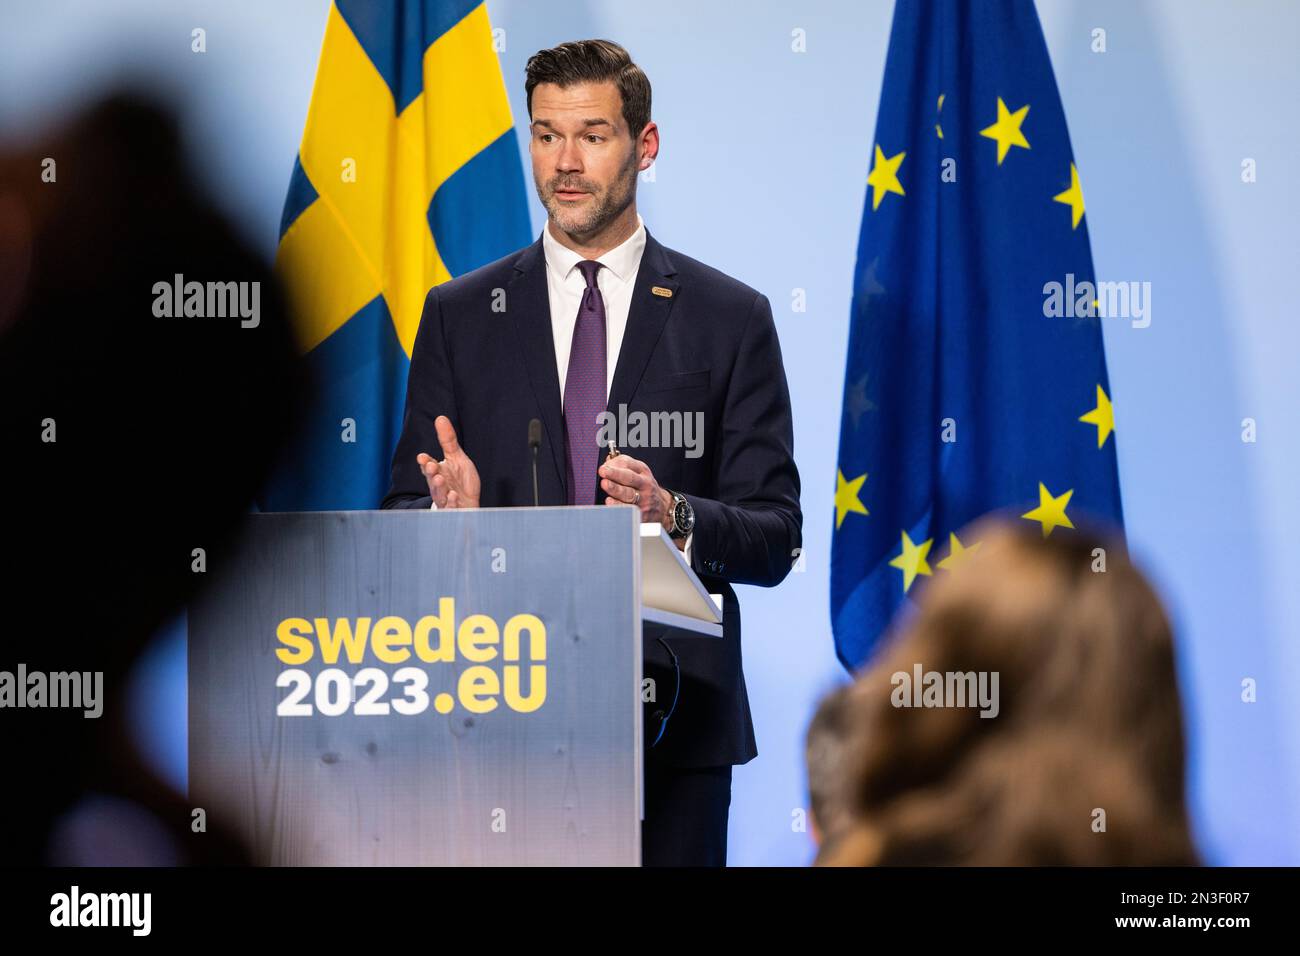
[817,518,1197,866]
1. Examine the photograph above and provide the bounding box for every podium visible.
[188,507,721,866]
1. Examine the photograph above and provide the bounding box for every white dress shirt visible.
[541,214,693,561]
[542,213,646,398]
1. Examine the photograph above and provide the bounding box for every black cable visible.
[650,636,681,747]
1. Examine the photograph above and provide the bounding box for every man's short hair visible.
[525,39,651,138]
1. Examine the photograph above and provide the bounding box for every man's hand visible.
[599,454,681,548]
[417,416,481,509]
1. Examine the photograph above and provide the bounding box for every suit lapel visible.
[608,229,679,415]
[507,237,567,500]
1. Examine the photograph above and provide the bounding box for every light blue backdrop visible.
[3,0,1295,865]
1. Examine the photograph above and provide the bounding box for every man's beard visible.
[538,154,637,237]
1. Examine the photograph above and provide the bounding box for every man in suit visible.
[382,39,801,866]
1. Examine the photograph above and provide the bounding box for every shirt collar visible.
[542,213,646,285]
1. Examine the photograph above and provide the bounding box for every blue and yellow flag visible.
[268,0,531,509]
[831,0,1124,670]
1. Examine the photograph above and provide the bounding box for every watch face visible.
[674,497,693,533]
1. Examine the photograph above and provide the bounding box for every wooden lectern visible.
[188,507,721,866]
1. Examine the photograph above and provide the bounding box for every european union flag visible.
[268,1,531,509]
[831,0,1124,670]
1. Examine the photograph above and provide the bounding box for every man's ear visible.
[637,122,660,171]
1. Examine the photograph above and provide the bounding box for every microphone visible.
[527,418,541,507]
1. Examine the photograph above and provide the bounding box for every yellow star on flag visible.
[1053,162,1086,229]
[1021,482,1075,538]
[1079,384,1114,448]
[979,97,1031,165]
[835,469,870,529]
[936,532,981,571]
[866,145,906,210]
[889,530,933,592]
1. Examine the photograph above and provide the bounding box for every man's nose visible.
[555,137,583,173]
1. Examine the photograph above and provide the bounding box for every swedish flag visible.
[831,0,1124,669]
[268,0,530,509]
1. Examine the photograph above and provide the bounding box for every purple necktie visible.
[563,260,607,505]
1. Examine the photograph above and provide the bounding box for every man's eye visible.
[586,135,603,143]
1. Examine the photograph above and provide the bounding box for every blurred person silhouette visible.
[804,682,857,850]
[814,518,1198,866]
[0,92,310,864]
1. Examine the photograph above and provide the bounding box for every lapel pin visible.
[651,286,673,298]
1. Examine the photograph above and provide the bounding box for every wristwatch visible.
[666,488,695,540]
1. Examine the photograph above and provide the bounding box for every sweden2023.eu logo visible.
[274,598,547,718]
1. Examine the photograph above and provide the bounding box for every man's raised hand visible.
[417,415,481,509]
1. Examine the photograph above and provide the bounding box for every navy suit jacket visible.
[382,228,802,768]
